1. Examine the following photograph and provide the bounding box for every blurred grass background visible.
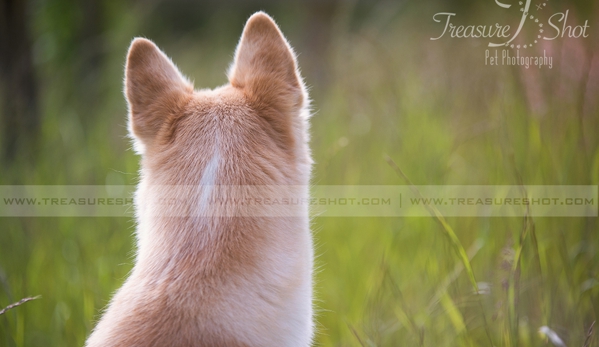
[1,0,598,346]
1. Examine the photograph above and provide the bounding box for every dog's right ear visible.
[125,38,192,152]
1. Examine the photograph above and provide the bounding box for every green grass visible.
[1,2,598,346]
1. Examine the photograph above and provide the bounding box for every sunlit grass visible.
[1,2,598,347]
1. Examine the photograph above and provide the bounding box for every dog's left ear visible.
[228,12,306,115]
[125,38,193,153]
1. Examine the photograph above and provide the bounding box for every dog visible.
[85,12,313,347]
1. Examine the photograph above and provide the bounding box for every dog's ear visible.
[228,12,306,116]
[125,38,192,152]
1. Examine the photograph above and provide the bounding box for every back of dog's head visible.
[125,13,311,191]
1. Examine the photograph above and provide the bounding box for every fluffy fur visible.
[85,12,313,347]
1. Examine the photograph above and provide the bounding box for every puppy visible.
[85,12,313,347]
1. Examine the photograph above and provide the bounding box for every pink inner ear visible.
[125,38,192,144]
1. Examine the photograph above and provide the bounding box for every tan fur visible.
[85,12,313,347]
